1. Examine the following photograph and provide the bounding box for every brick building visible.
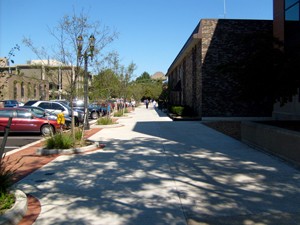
[166,19,274,118]
[272,0,300,119]
[0,58,84,102]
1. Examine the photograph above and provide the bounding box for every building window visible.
[21,82,25,98]
[39,84,43,100]
[14,81,17,99]
[285,0,300,21]
[34,84,37,97]
[27,82,31,99]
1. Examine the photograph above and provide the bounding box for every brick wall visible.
[167,19,274,117]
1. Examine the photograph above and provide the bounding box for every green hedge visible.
[170,106,184,116]
[170,105,196,116]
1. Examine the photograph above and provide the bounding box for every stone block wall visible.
[201,19,273,116]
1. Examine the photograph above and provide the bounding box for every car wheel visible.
[91,111,99,119]
[41,124,54,136]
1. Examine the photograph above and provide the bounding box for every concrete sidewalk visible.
[16,106,300,225]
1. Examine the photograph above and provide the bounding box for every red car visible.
[0,108,61,135]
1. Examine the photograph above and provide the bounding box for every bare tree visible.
[23,8,118,142]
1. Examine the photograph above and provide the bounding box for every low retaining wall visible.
[241,121,300,166]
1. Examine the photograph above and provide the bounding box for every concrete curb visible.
[0,190,28,225]
[36,142,102,156]
[91,123,123,128]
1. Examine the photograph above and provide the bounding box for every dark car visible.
[0,100,19,108]
[20,106,72,129]
[72,100,105,120]
[72,100,84,111]
[23,100,39,106]
[88,104,107,119]
[0,108,61,135]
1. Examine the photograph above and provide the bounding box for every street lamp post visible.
[77,34,96,130]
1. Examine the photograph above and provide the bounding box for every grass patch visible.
[113,109,129,117]
[0,158,20,215]
[44,128,84,149]
[96,117,115,125]
[0,192,15,215]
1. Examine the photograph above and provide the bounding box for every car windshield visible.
[73,100,84,107]
[59,102,71,110]
[32,112,44,118]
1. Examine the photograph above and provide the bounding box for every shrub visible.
[170,106,184,116]
[74,128,82,141]
[96,117,114,125]
[45,132,73,149]
[113,110,124,117]
[0,157,19,214]
[0,160,14,194]
[0,192,15,214]
[170,105,197,116]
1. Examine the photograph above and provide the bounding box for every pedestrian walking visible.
[152,100,157,108]
[145,99,149,109]
[131,100,136,111]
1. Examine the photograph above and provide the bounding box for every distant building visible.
[166,19,273,118]
[151,71,166,81]
[29,59,65,66]
[0,59,85,102]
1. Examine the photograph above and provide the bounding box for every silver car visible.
[28,101,84,126]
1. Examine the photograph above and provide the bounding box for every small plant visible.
[96,117,114,125]
[169,105,196,116]
[0,192,15,214]
[113,110,124,117]
[74,128,82,141]
[44,128,87,149]
[171,106,184,116]
[0,157,20,215]
[0,161,14,194]
[45,132,73,149]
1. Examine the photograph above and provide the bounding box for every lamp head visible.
[77,35,83,56]
[89,35,95,58]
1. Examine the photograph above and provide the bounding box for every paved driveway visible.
[17,106,300,225]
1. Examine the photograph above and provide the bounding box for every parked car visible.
[88,104,107,119]
[72,100,106,120]
[23,100,39,106]
[0,108,61,135]
[27,101,84,126]
[72,100,84,111]
[50,99,70,107]
[20,106,72,129]
[0,100,19,108]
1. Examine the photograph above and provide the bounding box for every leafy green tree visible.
[135,72,151,83]
[91,68,119,100]
[24,9,118,141]
[118,62,136,101]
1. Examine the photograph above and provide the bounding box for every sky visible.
[0,0,273,78]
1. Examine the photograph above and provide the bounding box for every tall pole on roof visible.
[224,0,226,18]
